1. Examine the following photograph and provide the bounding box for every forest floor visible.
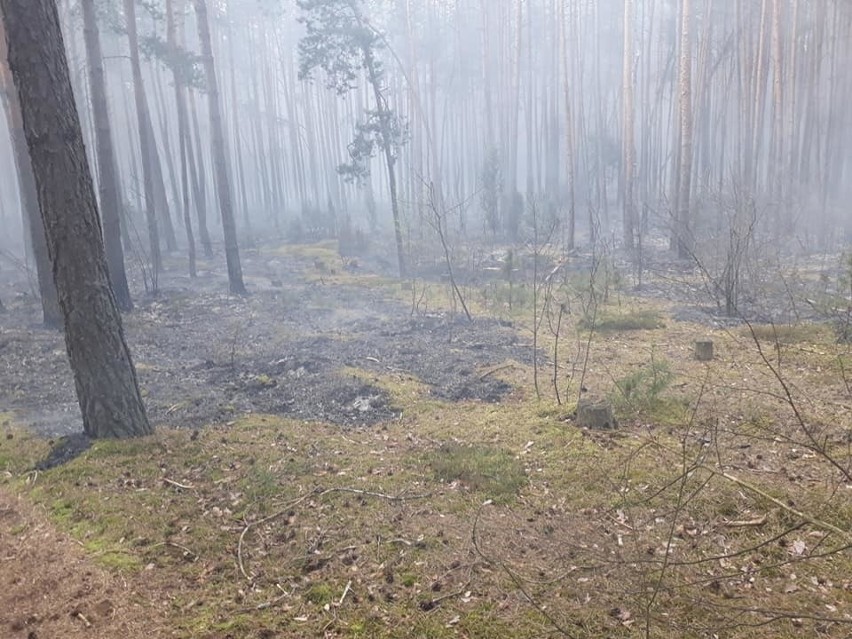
[0,237,851,638]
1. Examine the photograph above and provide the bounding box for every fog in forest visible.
[2,0,850,277]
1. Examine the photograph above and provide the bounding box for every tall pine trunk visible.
[194,0,247,295]
[621,0,636,250]
[1,0,151,438]
[166,0,196,277]
[0,19,61,328]
[124,0,162,286]
[673,0,694,258]
[81,0,133,310]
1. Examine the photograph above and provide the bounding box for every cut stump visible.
[694,340,714,361]
[576,399,617,430]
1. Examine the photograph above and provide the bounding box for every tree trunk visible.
[621,0,636,250]
[194,0,247,295]
[364,47,406,278]
[166,0,196,277]
[81,0,133,311]
[1,0,151,438]
[674,0,694,258]
[559,0,576,249]
[188,91,213,255]
[0,18,62,328]
[123,0,162,287]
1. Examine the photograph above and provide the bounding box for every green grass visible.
[427,443,526,503]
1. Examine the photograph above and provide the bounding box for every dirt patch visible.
[0,489,166,639]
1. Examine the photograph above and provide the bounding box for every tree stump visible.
[576,399,617,430]
[694,340,714,361]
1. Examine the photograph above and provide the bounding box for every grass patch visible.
[0,423,51,476]
[427,443,526,503]
[305,582,336,605]
[579,308,664,332]
[740,322,830,344]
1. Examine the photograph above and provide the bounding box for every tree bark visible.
[194,0,247,295]
[81,0,133,311]
[0,17,61,329]
[1,0,151,438]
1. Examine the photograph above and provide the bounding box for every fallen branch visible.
[237,488,322,581]
[235,586,290,613]
[471,506,581,638]
[700,464,852,542]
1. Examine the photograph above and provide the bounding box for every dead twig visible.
[151,540,197,560]
[338,580,352,606]
[237,486,432,581]
[722,515,768,528]
[480,364,513,380]
[419,582,472,611]
[163,478,194,490]
[471,505,580,638]
[235,585,291,613]
[72,611,92,628]
[237,488,322,581]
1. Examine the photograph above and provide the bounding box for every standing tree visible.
[673,0,694,258]
[165,0,197,277]
[194,0,247,295]
[297,0,408,277]
[0,16,61,328]
[1,0,152,438]
[81,0,133,310]
[621,0,637,250]
[124,0,162,289]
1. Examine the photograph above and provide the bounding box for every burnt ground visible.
[0,245,528,437]
[2,236,845,439]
